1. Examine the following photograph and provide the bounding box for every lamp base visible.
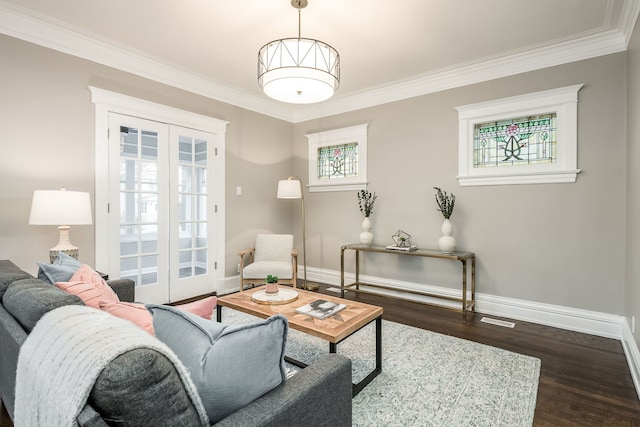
[49,225,79,263]
[49,248,79,264]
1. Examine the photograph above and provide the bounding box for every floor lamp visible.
[277,177,318,291]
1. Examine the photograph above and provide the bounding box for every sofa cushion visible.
[99,301,155,335]
[147,304,288,423]
[89,348,205,426]
[0,260,33,299]
[2,279,84,331]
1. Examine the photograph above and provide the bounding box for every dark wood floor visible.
[2,283,640,426]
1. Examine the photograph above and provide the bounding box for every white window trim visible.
[455,84,583,186]
[306,123,369,192]
[88,86,228,283]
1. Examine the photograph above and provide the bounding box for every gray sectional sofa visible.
[0,260,353,426]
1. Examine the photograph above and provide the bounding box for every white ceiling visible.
[1,0,638,122]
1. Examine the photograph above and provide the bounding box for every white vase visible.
[438,218,456,254]
[359,216,373,245]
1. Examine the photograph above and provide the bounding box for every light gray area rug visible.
[222,309,541,427]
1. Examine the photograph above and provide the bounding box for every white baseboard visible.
[220,266,640,399]
[303,266,625,337]
[217,275,240,296]
[622,320,640,400]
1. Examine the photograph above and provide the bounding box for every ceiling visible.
[1,0,638,122]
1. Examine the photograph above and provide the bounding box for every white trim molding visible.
[455,84,583,186]
[621,320,640,400]
[303,265,625,339]
[88,86,228,295]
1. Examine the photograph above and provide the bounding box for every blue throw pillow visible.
[37,252,83,285]
[53,252,83,268]
[37,263,78,285]
[146,305,288,423]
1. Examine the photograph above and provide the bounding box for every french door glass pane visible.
[119,126,160,288]
[179,166,192,193]
[195,168,207,192]
[140,162,158,192]
[178,135,208,279]
[195,140,207,166]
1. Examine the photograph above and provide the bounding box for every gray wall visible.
[294,53,628,314]
[0,28,635,319]
[0,35,292,278]
[627,18,640,345]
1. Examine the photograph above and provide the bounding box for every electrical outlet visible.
[237,263,240,273]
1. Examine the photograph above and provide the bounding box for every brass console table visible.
[340,244,476,321]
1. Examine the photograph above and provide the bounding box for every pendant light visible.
[258,0,340,104]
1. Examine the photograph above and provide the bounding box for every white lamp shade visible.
[277,179,302,199]
[29,190,93,225]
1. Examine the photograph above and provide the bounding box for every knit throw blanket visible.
[14,305,209,427]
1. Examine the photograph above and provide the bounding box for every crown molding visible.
[290,27,628,122]
[0,2,294,122]
[0,0,637,124]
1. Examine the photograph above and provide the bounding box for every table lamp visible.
[277,177,318,291]
[29,188,93,263]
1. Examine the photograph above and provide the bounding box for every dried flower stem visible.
[357,190,377,217]
[433,187,455,219]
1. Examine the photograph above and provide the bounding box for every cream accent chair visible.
[239,234,298,291]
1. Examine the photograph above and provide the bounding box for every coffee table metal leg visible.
[350,315,382,396]
[284,316,382,397]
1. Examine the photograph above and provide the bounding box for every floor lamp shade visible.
[277,179,302,199]
[29,189,93,263]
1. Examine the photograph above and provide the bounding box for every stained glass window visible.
[306,123,368,192]
[317,143,358,179]
[456,84,581,186]
[473,113,557,168]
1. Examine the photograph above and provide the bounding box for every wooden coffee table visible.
[216,285,383,396]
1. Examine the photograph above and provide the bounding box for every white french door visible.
[168,126,218,301]
[107,113,218,303]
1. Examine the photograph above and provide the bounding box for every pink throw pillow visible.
[69,264,120,304]
[175,296,217,320]
[99,301,155,335]
[55,281,106,309]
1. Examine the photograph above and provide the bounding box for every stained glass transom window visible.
[306,123,368,192]
[317,143,358,179]
[473,114,557,168]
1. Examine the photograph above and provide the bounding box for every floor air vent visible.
[481,317,516,328]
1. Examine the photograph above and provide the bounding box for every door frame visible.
[89,86,228,299]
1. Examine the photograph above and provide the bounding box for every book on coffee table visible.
[295,299,346,320]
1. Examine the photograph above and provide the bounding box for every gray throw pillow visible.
[36,252,82,284]
[146,305,288,423]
